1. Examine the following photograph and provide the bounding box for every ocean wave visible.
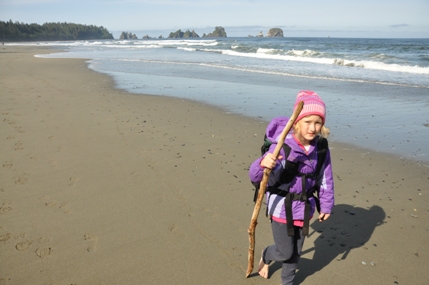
[177,47,197,52]
[201,61,429,88]
[256,47,278,54]
[111,58,429,89]
[205,48,429,75]
[286,49,321,57]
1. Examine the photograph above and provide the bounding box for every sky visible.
[1,0,428,38]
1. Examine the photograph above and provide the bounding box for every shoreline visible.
[9,41,429,165]
[1,46,428,284]
[30,41,429,166]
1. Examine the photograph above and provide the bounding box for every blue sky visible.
[1,0,428,38]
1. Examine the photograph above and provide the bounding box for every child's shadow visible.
[269,204,385,283]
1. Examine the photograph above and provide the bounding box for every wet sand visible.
[1,46,428,285]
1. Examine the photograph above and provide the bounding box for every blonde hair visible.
[293,118,330,138]
[320,125,330,138]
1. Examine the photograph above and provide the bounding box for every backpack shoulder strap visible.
[260,134,272,156]
[311,137,329,215]
[252,142,292,203]
[276,143,297,185]
[315,137,328,176]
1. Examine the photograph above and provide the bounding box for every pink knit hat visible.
[294,90,326,124]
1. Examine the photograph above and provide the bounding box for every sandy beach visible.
[1,46,428,285]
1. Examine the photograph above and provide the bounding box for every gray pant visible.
[262,221,305,285]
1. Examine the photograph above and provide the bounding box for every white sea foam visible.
[177,47,197,52]
[218,49,429,75]
[108,58,427,89]
[256,48,277,54]
[17,38,429,81]
[287,49,320,57]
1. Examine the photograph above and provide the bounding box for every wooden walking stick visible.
[246,101,304,278]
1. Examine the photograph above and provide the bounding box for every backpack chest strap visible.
[268,173,318,237]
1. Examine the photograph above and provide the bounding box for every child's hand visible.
[260,153,283,169]
[318,213,330,222]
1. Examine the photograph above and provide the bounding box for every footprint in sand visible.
[29,154,38,160]
[13,126,25,133]
[2,162,13,169]
[69,176,79,186]
[35,247,53,258]
[59,202,71,214]
[0,277,11,285]
[45,200,58,208]
[0,206,12,214]
[14,232,26,239]
[15,173,29,185]
[15,240,32,251]
[84,234,98,252]
[40,197,70,214]
[168,224,185,237]
[0,233,11,242]
[39,236,52,244]
[14,142,23,151]
[36,236,54,257]
[38,195,48,202]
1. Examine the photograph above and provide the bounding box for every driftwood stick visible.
[246,101,304,278]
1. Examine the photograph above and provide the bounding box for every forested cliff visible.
[0,20,113,42]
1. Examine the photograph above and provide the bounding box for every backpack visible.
[251,134,329,236]
[252,134,328,203]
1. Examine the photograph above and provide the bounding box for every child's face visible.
[296,115,323,145]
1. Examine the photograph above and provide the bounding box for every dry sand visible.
[1,46,428,285]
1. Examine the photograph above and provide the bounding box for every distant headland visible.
[0,20,285,41]
[0,20,113,42]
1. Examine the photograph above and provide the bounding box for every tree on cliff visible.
[0,20,113,41]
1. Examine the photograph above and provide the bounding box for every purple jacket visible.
[248,117,334,222]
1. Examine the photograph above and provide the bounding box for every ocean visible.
[10,37,429,164]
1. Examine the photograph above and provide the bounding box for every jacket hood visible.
[265,116,290,143]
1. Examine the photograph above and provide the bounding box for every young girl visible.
[248,90,334,285]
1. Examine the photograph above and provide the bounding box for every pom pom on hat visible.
[294,90,326,124]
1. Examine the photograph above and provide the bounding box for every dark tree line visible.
[0,20,114,42]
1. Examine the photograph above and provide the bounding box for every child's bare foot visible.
[258,252,269,279]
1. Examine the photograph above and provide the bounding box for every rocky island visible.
[119,32,138,40]
[168,29,200,38]
[202,26,227,38]
[167,26,227,38]
[248,28,284,38]
[267,28,284,37]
